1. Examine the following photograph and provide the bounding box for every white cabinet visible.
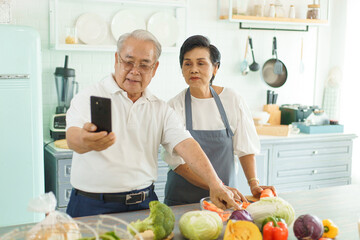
[49,0,187,52]
[263,133,356,193]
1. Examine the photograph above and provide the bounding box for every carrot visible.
[242,202,251,209]
[203,200,223,212]
[221,212,231,221]
[260,189,275,198]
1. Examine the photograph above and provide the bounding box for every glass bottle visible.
[289,5,296,18]
[274,0,285,18]
[254,0,265,17]
[268,4,275,18]
[233,0,249,15]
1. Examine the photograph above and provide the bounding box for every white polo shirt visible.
[66,75,192,193]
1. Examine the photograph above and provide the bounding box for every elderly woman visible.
[164,35,276,206]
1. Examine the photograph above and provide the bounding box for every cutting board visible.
[245,195,260,203]
[255,124,290,136]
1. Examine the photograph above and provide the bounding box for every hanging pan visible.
[262,37,288,88]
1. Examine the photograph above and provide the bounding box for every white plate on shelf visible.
[111,10,146,41]
[147,11,179,47]
[76,13,108,45]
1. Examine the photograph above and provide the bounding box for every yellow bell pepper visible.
[322,219,339,238]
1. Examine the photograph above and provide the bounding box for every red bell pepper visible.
[262,217,288,240]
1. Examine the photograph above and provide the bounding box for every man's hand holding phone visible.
[80,122,115,152]
[79,96,115,152]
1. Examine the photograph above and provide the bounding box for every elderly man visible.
[66,30,239,217]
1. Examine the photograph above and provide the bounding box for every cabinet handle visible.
[0,74,30,79]
[312,150,318,155]
[312,169,318,175]
[65,189,72,201]
[65,165,71,176]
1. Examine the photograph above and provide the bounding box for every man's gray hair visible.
[117,29,162,61]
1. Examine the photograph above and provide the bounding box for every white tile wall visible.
[10,0,328,139]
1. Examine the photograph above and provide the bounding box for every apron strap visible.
[185,87,234,137]
[210,86,234,137]
[185,88,193,130]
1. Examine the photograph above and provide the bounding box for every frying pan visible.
[262,37,288,88]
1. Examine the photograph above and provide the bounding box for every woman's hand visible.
[250,184,277,199]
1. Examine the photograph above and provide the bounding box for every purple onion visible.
[229,209,254,222]
[293,214,324,240]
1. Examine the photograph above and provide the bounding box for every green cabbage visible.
[179,210,223,240]
[245,197,295,228]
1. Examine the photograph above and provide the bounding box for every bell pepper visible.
[322,219,339,238]
[262,216,288,240]
[261,216,286,232]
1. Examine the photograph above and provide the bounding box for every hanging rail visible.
[239,23,309,32]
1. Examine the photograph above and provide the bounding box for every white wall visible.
[10,0,322,137]
[342,0,360,184]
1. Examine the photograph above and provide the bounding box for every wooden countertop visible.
[1,184,359,239]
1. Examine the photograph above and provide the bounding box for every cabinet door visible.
[275,177,350,193]
[270,140,352,186]
[58,183,73,207]
[58,159,72,183]
[234,146,270,195]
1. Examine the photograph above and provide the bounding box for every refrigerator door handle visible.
[0,74,30,79]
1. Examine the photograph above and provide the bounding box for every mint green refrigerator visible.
[0,25,44,227]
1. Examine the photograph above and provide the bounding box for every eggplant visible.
[293,214,324,240]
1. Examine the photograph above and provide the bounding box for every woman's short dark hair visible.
[179,35,221,85]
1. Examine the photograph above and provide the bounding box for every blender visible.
[50,55,78,140]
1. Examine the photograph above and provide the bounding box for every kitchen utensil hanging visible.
[240,37,250,75]
[248,36,260,72]
[273,37,283,74]
[262,37,288,88]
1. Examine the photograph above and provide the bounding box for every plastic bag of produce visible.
[25,192,82,240]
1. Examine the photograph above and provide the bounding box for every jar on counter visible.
[307,4,320,19]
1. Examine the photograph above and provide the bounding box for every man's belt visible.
[75,186,152,205]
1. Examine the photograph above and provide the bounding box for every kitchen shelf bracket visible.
[239,23,309,32]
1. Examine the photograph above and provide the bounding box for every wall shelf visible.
[52,43,179,53]
[219,15,328,26]
[49,0,187,52]
[217,0,330,32]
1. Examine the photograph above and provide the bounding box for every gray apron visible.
[164,87,235,206]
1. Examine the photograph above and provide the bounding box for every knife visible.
[267,90,273,105]
[272,93,278,104]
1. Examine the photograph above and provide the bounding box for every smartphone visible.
[90,96,112,133]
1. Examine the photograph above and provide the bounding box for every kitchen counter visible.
[259,132,357,144]
[1,184,359,239]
